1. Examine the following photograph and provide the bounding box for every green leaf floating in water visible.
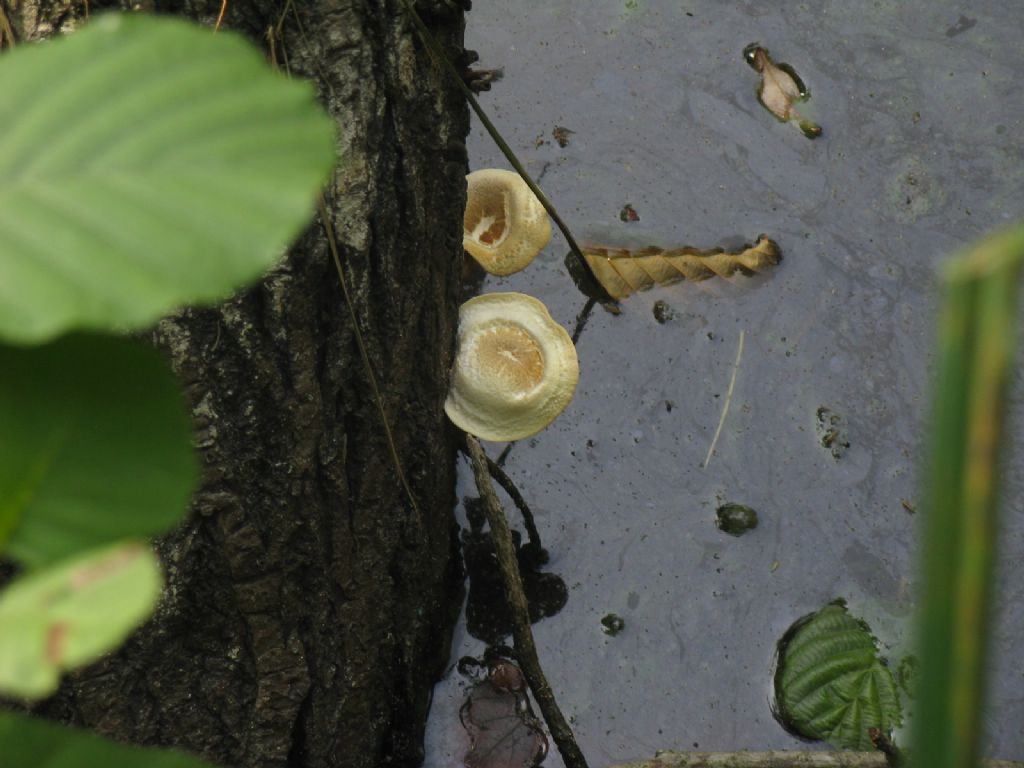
[0,13,336,344]
[0,709,216,767]
[0,540,162,700]
[773,600,902,751]
[0,334,197,568]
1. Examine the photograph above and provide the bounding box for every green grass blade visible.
[913,224,1024,768]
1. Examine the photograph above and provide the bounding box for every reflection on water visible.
[426,1,1024,765]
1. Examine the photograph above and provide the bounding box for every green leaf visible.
[0,13,336,344]
[0,540,162,700]
[0,333,197,568]
[913,224,1024,768]
[773,600,902,751]
[0,710,217,767]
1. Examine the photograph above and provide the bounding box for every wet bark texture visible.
[8,1,470,766]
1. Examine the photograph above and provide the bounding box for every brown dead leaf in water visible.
[582,234,781,300]
[461,665,548,768]
[744,43,822,138]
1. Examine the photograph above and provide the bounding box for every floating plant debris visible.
[461,659,548,768]
[582,235,781,300]
[815,406,850,459]
[600,613,625,636]
[552,125,574,147]
[773,600,902,751]
[743,43,822,138]
[715,503,759,536]
[652,300,675,324]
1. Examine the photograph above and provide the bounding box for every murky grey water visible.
[425,1,1024,765]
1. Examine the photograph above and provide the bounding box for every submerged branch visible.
[464,435,590,768]
[484,453,544,556]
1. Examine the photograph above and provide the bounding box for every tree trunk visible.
[9,1,470,766]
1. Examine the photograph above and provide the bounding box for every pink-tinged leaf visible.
[460,662,548,768]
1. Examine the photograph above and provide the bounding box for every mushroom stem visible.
[464,435,591,768]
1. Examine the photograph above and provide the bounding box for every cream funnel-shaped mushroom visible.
[463,169,552,276]
[445,292,579,441]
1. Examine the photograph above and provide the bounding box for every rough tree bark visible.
[7,1,470,766]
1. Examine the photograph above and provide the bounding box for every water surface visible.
[426,2,1024,765]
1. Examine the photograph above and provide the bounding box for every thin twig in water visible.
[571,297,597,345]
[464,435,590,768]
[484,453,543,554]
[395,0,612,303]
[703,329,745,468]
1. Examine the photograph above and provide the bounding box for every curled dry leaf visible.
[744,43,822,139]
[461,663,548,768]
[582,234,781,300]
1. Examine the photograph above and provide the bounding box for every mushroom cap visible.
[445,292,579,441]
[463,169,552,276]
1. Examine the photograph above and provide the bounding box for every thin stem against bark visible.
[609,752,1024,768]
[464,435,589,768]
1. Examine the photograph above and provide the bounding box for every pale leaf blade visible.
[0,13,336,343]
[0,541,162,700]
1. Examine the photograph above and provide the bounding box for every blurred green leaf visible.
[0,13,336,344]
[774,600,901,751]
[0,540,162,700]
[913,224,1024,768]
[0,710,216,767]
[0,334,197,567]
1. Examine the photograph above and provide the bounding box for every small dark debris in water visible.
[900,498,917,515]
[552,125,574,147]
[665,400,675,413]
[461,658,548,768]
[653,300,675,324]
[619,203,640,222]
[912,111,921,124]
[815,406,850,459]
[601,301,622,316]
[743,43,822,139]
[533,133,548,148]
[601,613,626,636]
[716,503,759,536]
[945,14,976,37]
